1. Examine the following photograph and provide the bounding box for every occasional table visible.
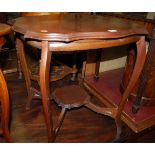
[12,13,148,142]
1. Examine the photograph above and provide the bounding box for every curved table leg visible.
[40,41,54,142]
[16,38,34,109]
[115,36,146,135]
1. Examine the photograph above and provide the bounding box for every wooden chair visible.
[0,69,11,142]
[0,23,12,142]
[16,12,77,109]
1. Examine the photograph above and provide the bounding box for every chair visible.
[16,12,77,109]
[0,69,11,142]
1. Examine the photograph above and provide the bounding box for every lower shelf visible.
[84,68,155,133]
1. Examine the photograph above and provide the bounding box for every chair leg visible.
[54,108,66,140]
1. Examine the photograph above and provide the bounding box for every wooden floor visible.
[1,72,155,143]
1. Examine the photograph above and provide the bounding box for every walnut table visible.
[12,14,148,142]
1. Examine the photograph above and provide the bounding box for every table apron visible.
[27,36,142,52]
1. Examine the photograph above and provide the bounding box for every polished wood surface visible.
[98,13,155,36]
[13,14,148,41]
[13,13,148,142]
[0,69,11,142]
[0,23,11,142]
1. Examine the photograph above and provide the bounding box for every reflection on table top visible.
[12,14,148,41]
